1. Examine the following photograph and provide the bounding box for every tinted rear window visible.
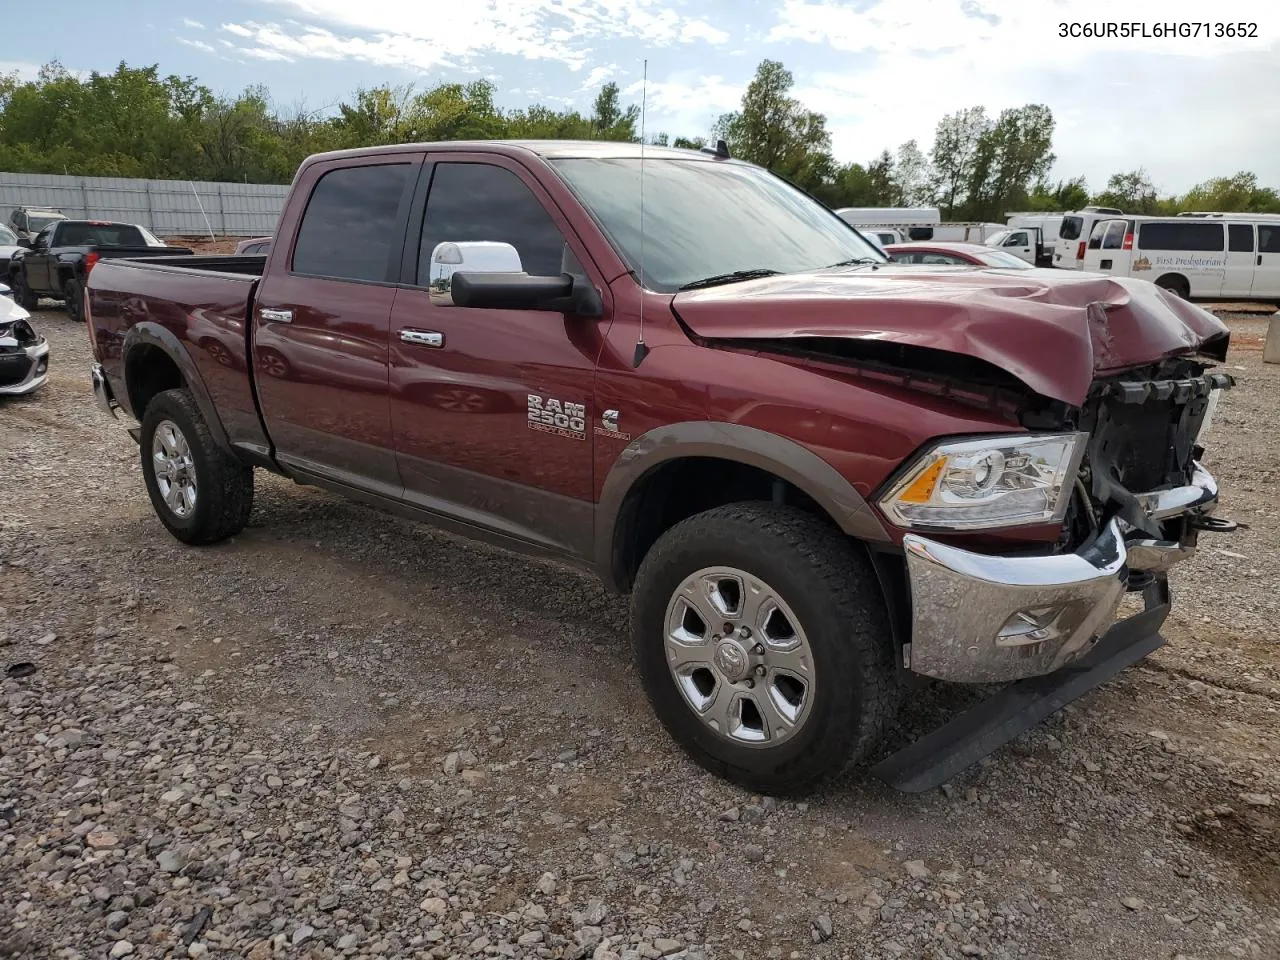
[292,162,412,282]
[1138,222,1224,252]
[1260,226,1280,254]
[1059,216,1083,240]
[56,223,146,247]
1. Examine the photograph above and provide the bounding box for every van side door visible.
[1222,224,1256,298]
[1255,224,1280,298]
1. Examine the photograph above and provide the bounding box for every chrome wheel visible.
[151,419,197,518]
[663,566,815,748]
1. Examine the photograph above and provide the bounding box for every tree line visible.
[3,59,1277,220]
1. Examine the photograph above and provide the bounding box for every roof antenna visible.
[632,57,651,369]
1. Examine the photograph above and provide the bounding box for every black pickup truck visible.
[7,220,193,320]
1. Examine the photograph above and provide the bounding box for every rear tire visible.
[10,273,38,311]
[1155,274,1190,299]
[630,502,900,795]
[139,388,254,545]
[64,277,84,323]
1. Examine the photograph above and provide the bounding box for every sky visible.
[4,0,1278,194]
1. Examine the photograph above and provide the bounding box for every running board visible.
[872,586,1170,794]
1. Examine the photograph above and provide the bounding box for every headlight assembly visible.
[878,432,1089,531]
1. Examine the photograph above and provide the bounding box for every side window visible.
[1006,231,1028,246]
[418,162,574,285]
[1087,221,1109,250]
[1259,226,1280,254]
[1228,224,1254,253]
[292,162,412,282]
[1138,222,1224,252]
[1102,221,1127,249]
[921,253,964,265]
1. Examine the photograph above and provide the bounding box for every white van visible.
[1006,213,1064,247]
[1052,205,1125,269]
[1080,214,1280,301]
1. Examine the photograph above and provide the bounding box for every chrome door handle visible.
[400,329,444,348]
[259,307,293,323]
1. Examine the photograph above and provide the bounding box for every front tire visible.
[631,503,899,795]
[139,388,254,545]
[11,273,38,311]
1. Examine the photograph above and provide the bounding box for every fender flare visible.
[594,420,891,591]
[121,322,234,454]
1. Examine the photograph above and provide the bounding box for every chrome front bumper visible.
[0,335,50,396]
[91,362,119,417]
[902,463,1221,684]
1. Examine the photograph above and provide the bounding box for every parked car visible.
[0,225,23,280]
[8,206,67,241]
[85,139,1237,796]
[884,241,1036,269]
[1081,214,1280,302]
[0,282,50,396]
[234,236,273,255]
[7,220,194,320]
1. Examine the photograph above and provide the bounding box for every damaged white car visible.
[0,283,49,396]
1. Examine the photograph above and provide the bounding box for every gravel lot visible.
[2,305,1278,960]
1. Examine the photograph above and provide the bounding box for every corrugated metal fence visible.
[0,172,288,237]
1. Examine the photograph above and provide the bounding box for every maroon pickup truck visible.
[83,140,1237,794]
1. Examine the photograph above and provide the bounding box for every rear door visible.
[251,152,423,495]
[1255,224,1280,298]
[1081,218,1132,274]
[1222,223,1256,298]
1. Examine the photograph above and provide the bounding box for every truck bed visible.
[87,254,269,457]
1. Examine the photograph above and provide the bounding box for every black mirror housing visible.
[450,271,603,317]
[16,238,32,249]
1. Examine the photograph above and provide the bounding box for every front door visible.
[1222,223,1256,298]
[387,154,608,558]
[251,154,422,496]
[24,225,56,293]
[1001,230,1034,264]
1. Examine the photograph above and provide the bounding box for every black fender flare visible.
[120,322,234,455]
[594,420,891,592]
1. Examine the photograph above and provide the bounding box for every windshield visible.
[976,249,1035,269]
[548,157,886,292]
[983,230,1011,247]
[0,225,16,245]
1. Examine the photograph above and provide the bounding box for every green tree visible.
[929,106,989,218]
[1179,172,1280,213]
[1094,168,1162,213]
[713,59,836,195]
[962,104,1055,220]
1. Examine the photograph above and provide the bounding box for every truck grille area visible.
[1072,361,1233,538]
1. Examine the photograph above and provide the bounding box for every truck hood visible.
[670,266,1230,406]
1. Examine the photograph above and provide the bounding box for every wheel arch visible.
[1153,272,1190,297]
[122,323,233,454]
[595,421,892,594]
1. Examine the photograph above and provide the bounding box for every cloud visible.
[215,0,728,74]
[580,65,617,91]
[176,38,217,54]
[773,0,1280,192]
[182,18,205,30]
[622,73,745,140]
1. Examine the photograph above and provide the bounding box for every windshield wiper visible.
[677,268,782,291]
[825,257,882,268]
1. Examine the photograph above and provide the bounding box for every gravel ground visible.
[2,305,1278,960]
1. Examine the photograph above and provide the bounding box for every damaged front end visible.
[899,355,1235,685]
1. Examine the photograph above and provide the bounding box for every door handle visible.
[259,307,293,324]
[400,329,444,348]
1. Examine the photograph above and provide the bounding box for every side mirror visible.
[428,240,524,305]
[451,271,603,317]
[16,238,31,249]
